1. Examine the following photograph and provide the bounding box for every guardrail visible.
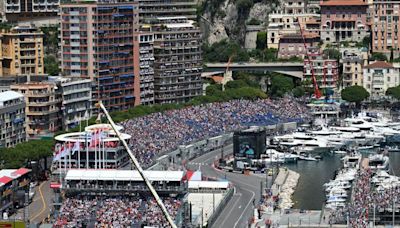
[206,187,234,228]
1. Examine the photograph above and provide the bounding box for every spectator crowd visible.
[329,168,400,227]
[55,195,182,228]
[121,98,310,167]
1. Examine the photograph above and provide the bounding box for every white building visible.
[54,77,92,130]
[0,91,26,148]
[363,61,400,99]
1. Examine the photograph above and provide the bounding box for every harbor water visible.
[285,150,400,210]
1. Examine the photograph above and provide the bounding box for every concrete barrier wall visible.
[148,122,299,171]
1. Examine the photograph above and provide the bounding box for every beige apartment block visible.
[0,26,44,76]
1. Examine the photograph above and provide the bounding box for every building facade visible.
[320,0,369,44]
[371,0,400,57]
[0,26,44,76]
[267,13,320,49]
[304,48,339,90]
[139,31,155,105]
[278,33,320,59]
[4,0,59,22]
[10,82,61,138]
[60,0,140,112]
[0,91,26,148]
[341,48,368,88]
[138,0,197,24]
[363,61,400,99]
[52,77,92,130]
[152,17,202,104]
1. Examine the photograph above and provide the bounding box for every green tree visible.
[386,86,400,100]
[256,32,267,50]
[225,80,248,89]
[236,0,254,19]
[247,18,261,25]
[40,25,59,54]
[202,39,249,62]
[341,85,370,107]
[371,52,388,61]
[270,74,294,97]
[323,48,341,60]
[292,86,305,98]
[44,55,60,76]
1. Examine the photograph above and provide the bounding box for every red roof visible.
[364,61,394,69]
[211,76,224,83]
[12,168,30,176]
[0,176,13,185]
[320,0,368,6]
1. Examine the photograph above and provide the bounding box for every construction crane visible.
[96,101,177,228]
[297,18,322,99]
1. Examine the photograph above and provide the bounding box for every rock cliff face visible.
[199,0,276,46]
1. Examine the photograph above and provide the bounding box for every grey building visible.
[139,32,155,105]
[51,77,92,131]
[152,17,203,104]
[0,91,26,148]
[138,0,196,24]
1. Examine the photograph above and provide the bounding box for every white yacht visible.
[342,153,361,169]
[275,132,335,152]
[368,154,390,172]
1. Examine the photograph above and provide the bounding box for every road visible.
[187,145,267,228]
[9,180,54,224]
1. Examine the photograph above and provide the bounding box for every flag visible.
[53,144,67,161]
[71,142,81,155]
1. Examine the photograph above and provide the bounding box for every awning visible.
[0,176,13,185]
[98,77,113,81]
[120,74,134,78]
[12,168,30,176]
[117,6,134,10]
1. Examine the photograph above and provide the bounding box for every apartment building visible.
[267,14,320,49]
[60,0,141,112]
[363,61,400,99]
[278,33,320,59]
[320,0,369,44]
[139,31,155,105]
[152,17,202,104]
[50,77,92,130]
[341,48,368,88]
[304,48,339,90]
[138,0,197,24]
[0,91,26,148]
[4,0,59,22]
[0,26,44,76]
[371,0,400,57]
[10,82,61,138]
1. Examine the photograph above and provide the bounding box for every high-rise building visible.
[60,0,140,112]
[371,0,400,57]
[151,17,202,104]
[0,91,26,148]
[4,0,59,22]
[320,0,369,44]
[0,26,45,76]
[51,77,92,130]
[138,30,155,105]
[138,0,197,24]
[10,82,61,138]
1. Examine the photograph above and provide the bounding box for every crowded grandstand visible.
[122,98,310,168]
